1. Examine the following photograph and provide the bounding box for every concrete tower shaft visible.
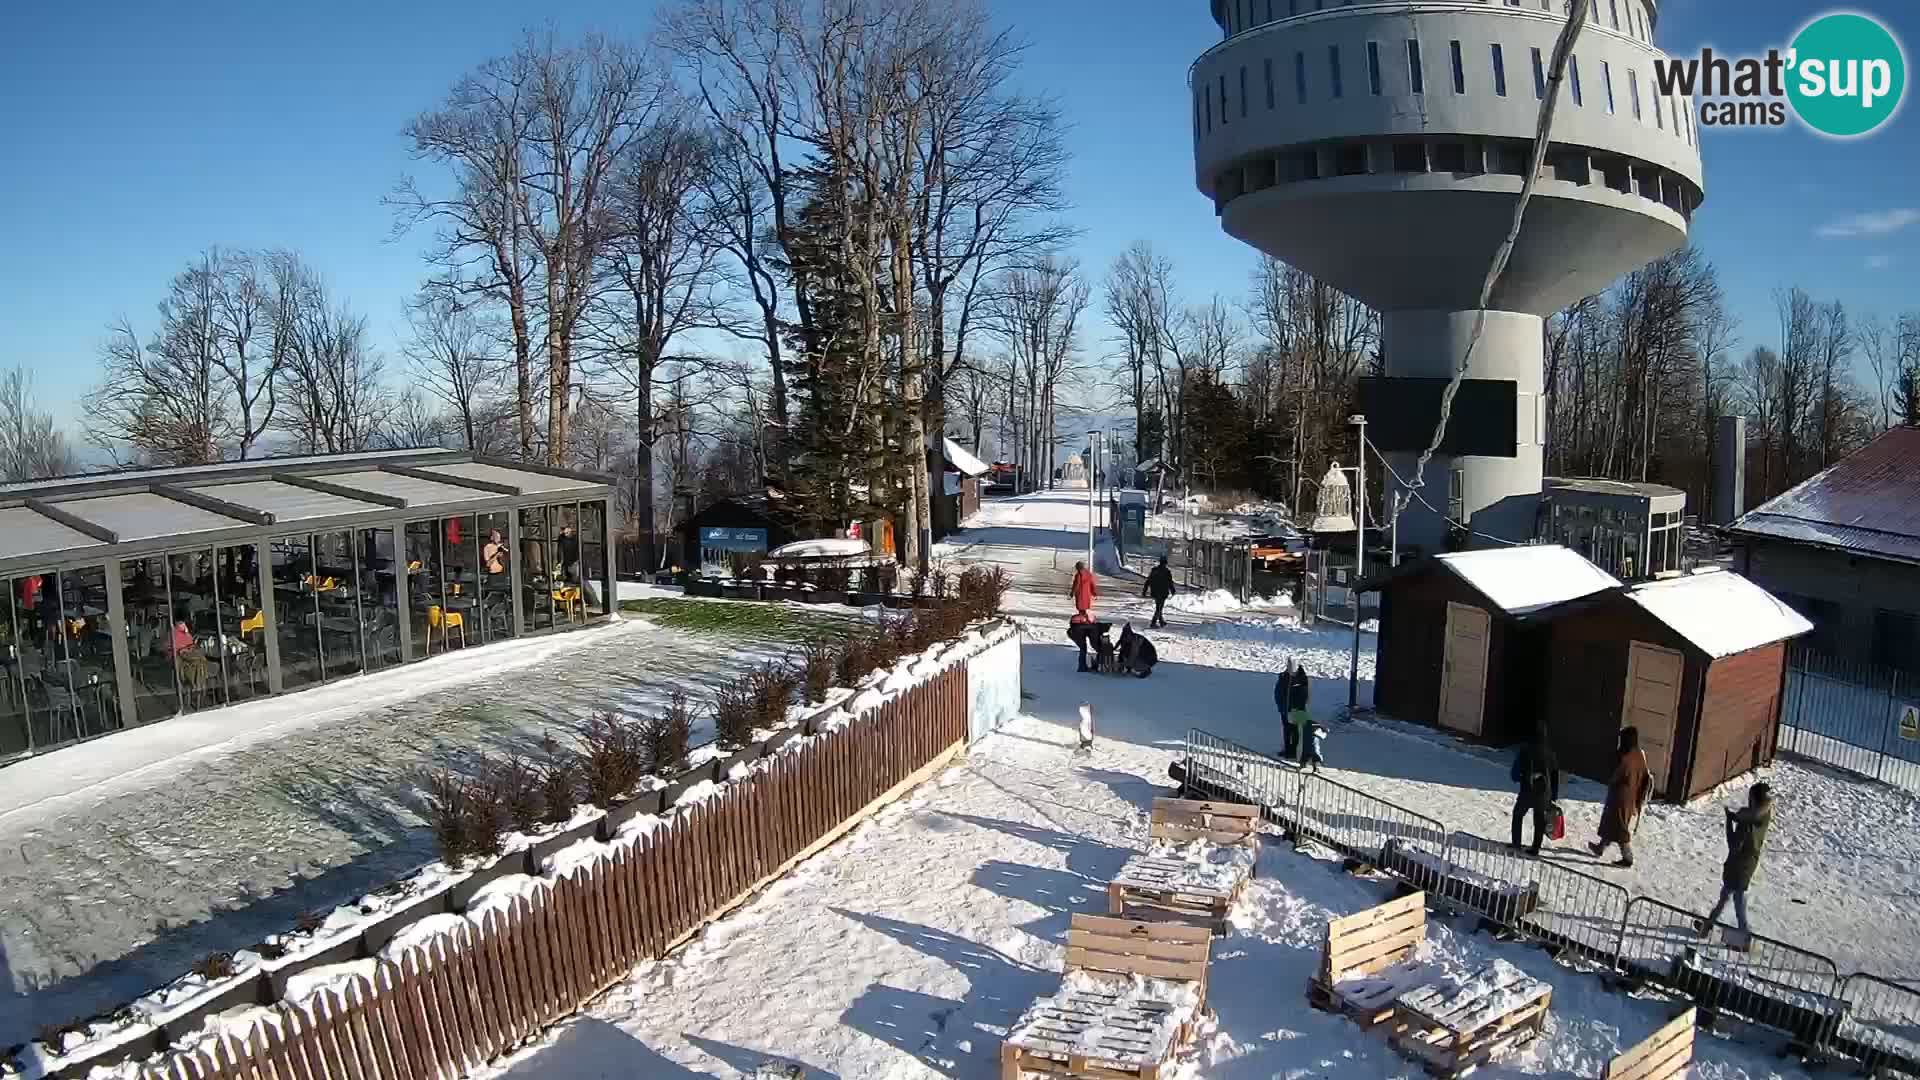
[1190,0,1703,551]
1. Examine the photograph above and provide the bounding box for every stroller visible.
[1067,617,1119,673]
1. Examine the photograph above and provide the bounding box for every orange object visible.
[1071,567,1097,615]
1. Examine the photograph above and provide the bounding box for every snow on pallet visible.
[1308,890,1430,1030]
[1604,1008,1697,1080]
[1145,796,1262,855]
[1106,798,1261,930]
[1002,915,1211,1080]
[1390,960,1553,1078]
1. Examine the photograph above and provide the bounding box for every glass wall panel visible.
[1,581,31,759]
[438,515,478,651]
[166,548,220,710]
[358,527,402,670]
[215,544,265,703]
[479,512,514,642]
[24,570,83,748]
[315,530,364,679]
[551,503,583,625]
[404,519,439,657]
[520,507,554,632]
[121,556,179,723]
[271,535,324,691]
[580,500,609,618]
[59,565,118,737]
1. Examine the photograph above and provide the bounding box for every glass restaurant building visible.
[0,449,616,764]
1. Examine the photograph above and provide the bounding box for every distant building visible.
[1729,426,1920,672]
[678,493,796,577]
[1536,477,1688,582]
[932,438,990,540]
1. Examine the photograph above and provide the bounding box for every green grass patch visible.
[618,597,862,644]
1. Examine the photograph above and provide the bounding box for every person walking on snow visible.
[1509,733,1560,856]
[1288,665,1312,765]
[1695,782,1774,943]
[1143,557,1175,629]
[1275,663,1298,759]
[1071,561,1097,619]
[1588,726,1652,868]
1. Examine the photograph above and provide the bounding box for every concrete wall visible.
[966,630,1024,744]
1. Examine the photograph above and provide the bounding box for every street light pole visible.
[1348,414,1367,713]
[1087,431,1099,572]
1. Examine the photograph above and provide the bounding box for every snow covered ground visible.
[0,618,788,1051]
[485,707,1824,1079]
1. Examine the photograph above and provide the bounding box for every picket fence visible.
[124,667,969,1080]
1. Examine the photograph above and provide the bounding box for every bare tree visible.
[1738,345,1784,496]
[992,256,1088,489]
[87,262,228,466]
[404,291,505,452]
[1860,311,1897,431]
[276,268,390,453]
[1105,243,1174,471]
[381,389,452,450]
[0,367,74,481]
[206,250,284,459]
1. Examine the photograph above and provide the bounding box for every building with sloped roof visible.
[0,449,616,764]
[1729,426,1920,673]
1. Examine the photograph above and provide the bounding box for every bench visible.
[1001,915,1213,1080]
[1106,799,1261,929]
[1307,890,1430,1030]
[1604,1008,1696,1080]
[1390,961,1553,1078]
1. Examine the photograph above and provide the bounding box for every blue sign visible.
[699,527,769,547]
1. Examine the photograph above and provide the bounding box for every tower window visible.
[1653,90,1664,128]
[1334,143,1367,175]
[1206,82,1213,130]
[1491,44,1508,96]
[1289,0,1298,14]
[1220,73,1229,124]
[1392,141,1427,171]
[1265,57,1276,108]
[1602,59,1615,113]
[1329,44,1344,98]
[1241,65,1249,117]
[1608,0,1620,29]
[1368,41,1383,95]
[1531,47,1546,99]
[1450,40,1465,94]
[1569,55,1582,105]
[1408,40,1424,94]
[1295,51,1308,104]
[1629,68,1641,118]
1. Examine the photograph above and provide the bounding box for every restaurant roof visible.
[0,450,614,574]
[1731,425,1920,566]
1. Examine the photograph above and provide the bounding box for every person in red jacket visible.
[1070,561,1096,618]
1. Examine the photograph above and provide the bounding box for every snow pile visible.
[1626,569,1815,658]
[1437,545,1622,614]
[281,959,380,1007]
[1334,959,1433,1012]
[1165,588,1292,615]
[463,874,551,924]
[1146,837,1259,881]
[381,914,471,960]
[1006,970,1203,1070]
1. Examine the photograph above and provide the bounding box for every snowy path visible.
[0,618,785,1050]
[487,711,1818,1079]
[937,490,1105,591]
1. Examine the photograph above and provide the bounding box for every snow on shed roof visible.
[1435,544,1622,615]
[1625,568,1813,658]
[943,438,990,477]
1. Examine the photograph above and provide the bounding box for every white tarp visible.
[1435,545,1622,615]
[943,438,990,477]
[768,538,870,559]
[1626,568,1815,658]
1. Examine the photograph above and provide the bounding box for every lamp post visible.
[1348,414,1367,713]
[1087,431,1100,572]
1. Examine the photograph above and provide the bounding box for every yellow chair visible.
[426,605,465,654]
[239,610,265,639]
[551,586,584,625]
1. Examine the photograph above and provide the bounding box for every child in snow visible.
[1301,721,1327,772]
[1696,782,1774,943]
[1288,665,1311,764]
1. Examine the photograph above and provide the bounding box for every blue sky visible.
[1,0,1914,431]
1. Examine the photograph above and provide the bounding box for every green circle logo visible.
[1786,12,1906,137]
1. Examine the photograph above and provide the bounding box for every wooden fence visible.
[130,666,970,1080]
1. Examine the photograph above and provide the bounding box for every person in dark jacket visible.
[1275,663,1298,759]
[1588,727,1652,868]
[1142,557,1175,628]
[1067,613,1112,673]
[1509,734,1560,856]
[1696,782,1774,942]
[1288,665,1311,764]
[1117,623,1157,677]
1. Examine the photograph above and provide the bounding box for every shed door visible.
[1623,641,1685,792]
[1439,602,1492,736]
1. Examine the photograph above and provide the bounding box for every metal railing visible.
[1779,643,1920,792]
[1179,726,1915,1075]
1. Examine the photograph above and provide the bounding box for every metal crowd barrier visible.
[1293,772,1448,881]
[1831,973,1920,1077]
[1434,832,1632,963]
[1181,727,1301,813]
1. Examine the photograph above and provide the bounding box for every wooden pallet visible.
[1390,965,1553,1078]
[1604,1008,1696,1080]
[1106,855,1247,931]
[1002,915,1212,1080]
[1148,797,1262,860]
[1307,890,1429,1027]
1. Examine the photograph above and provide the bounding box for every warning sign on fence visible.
[1901,705,1919,741]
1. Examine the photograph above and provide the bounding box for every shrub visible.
[929,562,951,600]
[865,562,897,594]
[908,565,929,597]
[957,565,1012,619]
[751,662,797,730]
[423,768,505,863]
[775,560,802,584]
[191,952,236,981]
[295,910,326,934]
[540,756,579,825]
[867,619,906,670]
[578,711,647,808]
[798,640,837,704]
[711,675,759,751]
[492,756,544,833]
[640,691,694,775]
[835,633,874,688]
[256,940,288,961]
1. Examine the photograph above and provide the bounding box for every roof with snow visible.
[1434,544,1623,615]
[1623,568,1814,658]
[942,438,990,477]
[1731,425,1920,566]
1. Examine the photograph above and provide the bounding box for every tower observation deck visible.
[1191,0,1703,552]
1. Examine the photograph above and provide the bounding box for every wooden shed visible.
[1537,569,1813,803]
[1373,546,1621,744]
